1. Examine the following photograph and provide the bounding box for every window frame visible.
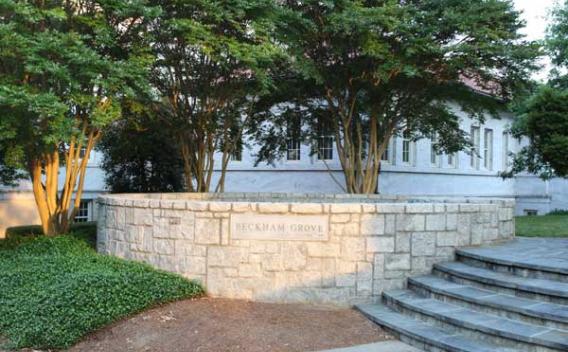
[483,128,493,170]
[74,200,91,223]
[470,126,481,170]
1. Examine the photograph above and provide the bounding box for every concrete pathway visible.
[316,340,421,352]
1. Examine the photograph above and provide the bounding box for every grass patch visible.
[515,215,568,237]
[0,232,203,350]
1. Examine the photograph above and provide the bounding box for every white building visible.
[1,104,567,235]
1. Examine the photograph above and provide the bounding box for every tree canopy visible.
[0,0,158,234]
[253,0,539,193]
[148,0,285,192]
[506,0,568,178]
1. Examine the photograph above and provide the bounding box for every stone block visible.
[396,214,425,232]
[373,254,385,279]
[366,237,395,253]
[291,204,323,214]
[209,202,232,212]
[331,222,359,236]
[459,204,480,212]
[362,204,377,213]
[306,243,340,257]
[207,246,247,267]
[330,204,361,213]
[154,239,175,255]
[406,204,434,213]
[336,273,356,287]
[231,202,254,212]
[411,232,436,256]
[446,213,458,231]
[133,208,153,226]
[376,204,405,213]
[395,233,411,253]
[330,214,351,223]
[195,218,220,244]
[180,256,206,275]
[341,237,366,260]
[426,214,446,231]
[436,231,458,247]
[360,214,385,235]
[385,215,396,234]
[282,243,307,270]
[385,253,411,271]
[239,263,262,278]
[258,202,289,213]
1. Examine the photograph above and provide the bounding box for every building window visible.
[287,138,301,161]
[79,146,87,158]
[447,153,458,168]
[430,135,441,167]
[470,126,480,169]
[502,131,510,170]
[484,128,493,170]
[74,200,90,223]
[317,135,333,160]
[316,118,333,161]
[231,139,243,161]
[402,131,414,165]
[381,138,393,164]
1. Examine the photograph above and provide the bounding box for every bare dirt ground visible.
[69,297,392,352]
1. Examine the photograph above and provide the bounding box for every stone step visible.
[456,241,568,283]
[408,275,568,330]
[383,290,568,352]
[434,262,568,305]
[355,303,517,352]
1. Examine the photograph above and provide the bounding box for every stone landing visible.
[357,238,568,352]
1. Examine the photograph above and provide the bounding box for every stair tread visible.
[435,261,568,298]
[356,303,517,352]
[456,238,568,275]
[384,289,568,350]
[410,275,568,323]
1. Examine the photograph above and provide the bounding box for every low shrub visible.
[0,234,203,349]
[548,209,568,216]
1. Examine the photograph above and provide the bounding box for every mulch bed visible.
[69,297,392,352]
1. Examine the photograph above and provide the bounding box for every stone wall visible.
[97,193,515,305]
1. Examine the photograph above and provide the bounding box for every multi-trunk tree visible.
[149,0,284,192]
[254,0,539,193]
[0,0,157,235]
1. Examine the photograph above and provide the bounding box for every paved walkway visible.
[317,340,421,352]
[458,237,568,274]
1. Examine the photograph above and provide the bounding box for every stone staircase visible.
[356,238,568,352]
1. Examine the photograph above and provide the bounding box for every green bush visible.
[0,234,203,349]
[6,222,97,239]
[548,209,568,216]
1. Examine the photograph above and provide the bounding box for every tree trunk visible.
[29,129,100,236]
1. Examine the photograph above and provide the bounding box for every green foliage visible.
[0,234,203,349]
[252,0,539,193]
[548,209,568,216]
[148,0,286,192]
[515,215,568,237]
[547,0,568,70]
[507,87,568,178]
[98,109,185,193]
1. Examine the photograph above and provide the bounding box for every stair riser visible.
[357,308,480,352]
[383,295,564,352]
[433,269,568,305]
[408,280,568,331]
[457,254,568,283]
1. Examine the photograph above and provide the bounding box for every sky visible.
[514,0,558,80]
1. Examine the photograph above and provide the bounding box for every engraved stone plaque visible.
[230,214,328,241]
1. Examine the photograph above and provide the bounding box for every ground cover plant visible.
[515,215,568,237]
[0,232,203,349]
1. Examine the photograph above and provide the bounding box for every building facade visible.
[1,105,567,236]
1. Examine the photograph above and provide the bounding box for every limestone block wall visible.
[97,193,515,305]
